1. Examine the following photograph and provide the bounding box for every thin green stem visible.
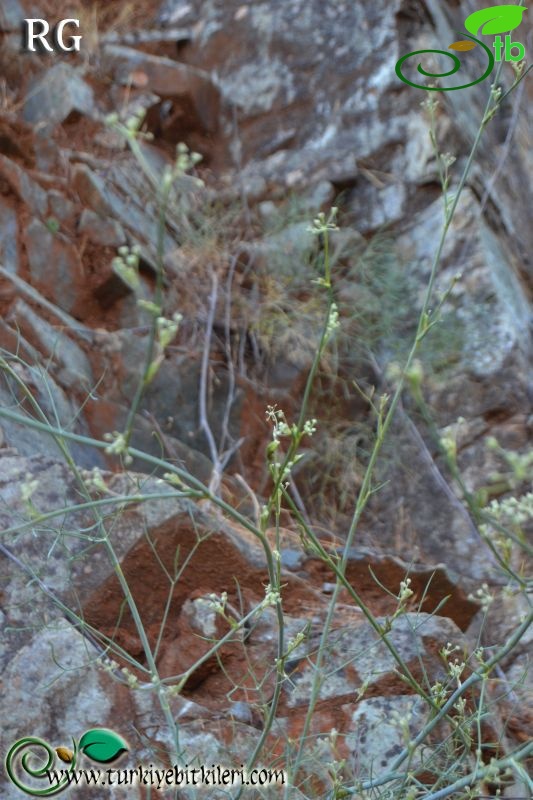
[353,609,532,792]
[0,492,200,541]
[123,170,170,445]
[287,67,509,791]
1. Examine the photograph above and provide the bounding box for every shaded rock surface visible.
[23,63,95,129]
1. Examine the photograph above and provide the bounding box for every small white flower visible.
[325,302,339,338]
[156,311,183,349]
[20,474,39,503]
[103,431,132,465]
[307,207,339,236]
[263,584,281,606]
[303,418,317,436]
[398,578,413,603]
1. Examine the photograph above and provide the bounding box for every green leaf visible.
[464,5,527,36]
[78,729,128,764]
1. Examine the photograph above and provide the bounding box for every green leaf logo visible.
[78,729,128,764]
[464,5,527,36]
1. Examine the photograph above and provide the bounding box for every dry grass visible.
[34,0,155,57]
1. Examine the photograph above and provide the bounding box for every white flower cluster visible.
[448,658,466,682]
[440,641,460,660]
[263,584,281,606]
[20,473,39,503]
[175,142,202,174]
[468,582,494,611]
[307,207,339,236]
[398,577,413,603]
[103,431,132,465]
[112,245,141,291]
[80,466,108,495]
[325,302,339,339]
[201,591,228,615]
[487,492,533,527]
[265,405,291,441]
[156,312,183,349]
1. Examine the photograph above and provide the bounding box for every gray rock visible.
[0,364,102,469]
[0,0,530,791]
[78,208,126,247]
[347,695,430,777]
[397,191,530,382]
[156,1,195,26]
[71,162,114,216]
[0,318,41,365]
[112,278,160,330]
[0,448,310,625]
[169,0,401,196]
[0,453,176,606]
[228,701,254,725]
[32,135,68,173]
[0,618,144,800]
[305,547,480,630]
[102,44,220,133]
[0,155,48,216]
[366,415,501,582]
[300,180,335,212]
[361,190,532,579]
[0,0,22,29]
[0,384,72,463]
[0,197,18,273]
[87,329,242,466]
[48,190,77,224]
[25,218,82,314]
[0,267,93,344]
[143,353,243,462]
[71,161,178,260]
[257,221,317,279]
[468,587,533,671]
[280,548,303,570]
[257,200,277,221]
[23,63,95,129]
[85,399,215,485]
[6,298,94,391]
[286,613,463,707]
